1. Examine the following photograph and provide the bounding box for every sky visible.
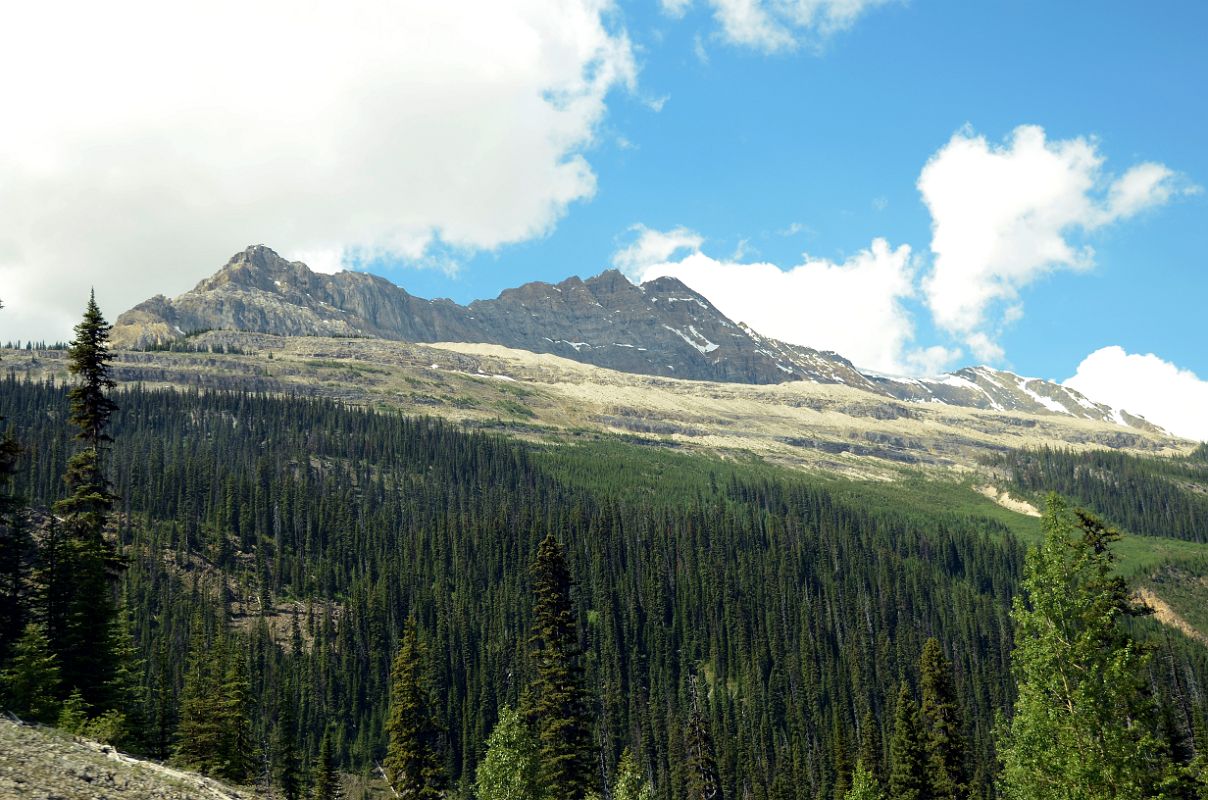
[1,1,1206,439]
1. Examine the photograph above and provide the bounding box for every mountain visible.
[111,244,1162,433]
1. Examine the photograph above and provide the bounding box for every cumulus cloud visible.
[627,232,950,374]
[612,225,705,278]
[663,0,892,52]
[0,0,635,342]
[919,125,1188,361]
[1065,347,1208,442]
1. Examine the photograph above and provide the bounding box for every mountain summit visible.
[111,245,1160,432]
[112,245,871,385]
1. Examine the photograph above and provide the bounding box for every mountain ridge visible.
[110,244,1164,434]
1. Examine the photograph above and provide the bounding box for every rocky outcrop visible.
[109,245,1165,433]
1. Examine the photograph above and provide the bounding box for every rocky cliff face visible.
[110,245,1164,433]
[112,245,872,385]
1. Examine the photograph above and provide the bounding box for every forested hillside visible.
[3,373,1207,799]
[992,446,1208,543]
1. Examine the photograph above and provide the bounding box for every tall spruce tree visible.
[919,638,968,800]
[0,297,29,659]
[528,532,595,800]
[49,291,120,706]
[997,496,1173,800]
[685,678,723,800]
[314,727,343,800]
[889,682,928,800]
[384,615,446,799]
[275,684,304,800]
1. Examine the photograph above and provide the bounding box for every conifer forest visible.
[2,301,1207,800]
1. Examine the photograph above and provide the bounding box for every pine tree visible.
[0,298,28,659]
[216,639,255,783]
[314,727,343,800]
[49,291,121,707]
[997,496,1173,800]
[174,633,226,773]
[175,629,254,782]
[919,638,968,800]
[276,685,304,800]
[685,679,724,800]
[0,622,61,723]
[888,682,927,800]
[384,616,445,799]
[475,706,542,800]
[528,532,594,800]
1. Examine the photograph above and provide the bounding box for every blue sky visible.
[2,0,1205,436]
[407,0,1206,381]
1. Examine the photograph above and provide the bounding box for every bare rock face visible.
[109,245,1165,433]
[111,245,871,385]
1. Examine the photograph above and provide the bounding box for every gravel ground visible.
[0,718,263,800]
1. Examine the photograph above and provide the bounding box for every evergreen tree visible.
[48,291,121,707]
[475,706,541,800]
[844,762,885,800]
[384,616,446,799]
[276,685,304,800]
[858,709,882,780]
[217,639,255,783]
[888,682,927,800]
[997,496,1173,800]
[0,622,61,723]
[528,532,595,800]
[104,601,148,750]
[314,727,343,800]
[0,298,28,659]
[685,679,723,800]
[175,630,254,783]
[174,633,225,771]
[919,638,968,800]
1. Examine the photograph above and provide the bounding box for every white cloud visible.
[612,225,705,278]
[660,0,695,18]
[630,234,947,374]
[0,0,635,342]
[919,125,1187,360]
[702,0,893,52]
[1065,347,1208,442]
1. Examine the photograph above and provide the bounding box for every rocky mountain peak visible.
[106,244,1163,433]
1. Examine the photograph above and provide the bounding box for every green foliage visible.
[46,293,121,708]
[0,622,61,723]
[919,638,969,800]
[612,748,655,800]
[475,706,541,800]
[844,762,885,800]
[684,682,723,800]
[996,496,1173,800]
[314,727,343,800]
[275,686,304,800]
[529,532,595,800]
[384,616,446,799]
[888,682,927,800]
[174,631,254,782]
[994,446,1208,543]
[3,377,1207,797]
